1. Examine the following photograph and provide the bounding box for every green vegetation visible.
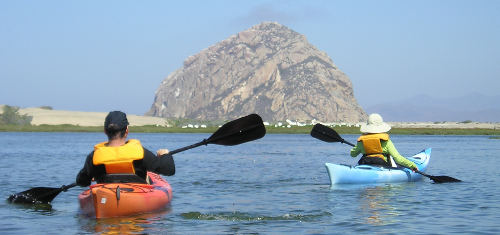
[266,126,499,135]
[0,106,497,135]
[0,123,498,135]
[168,118,227,128]
[388,127,499,135]
[0,105,32,125]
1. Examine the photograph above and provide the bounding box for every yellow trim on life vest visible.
[357,133,390,160]
[93,139,144,174]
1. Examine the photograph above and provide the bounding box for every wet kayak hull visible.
[78,172,172,218]
[325,148,431,185]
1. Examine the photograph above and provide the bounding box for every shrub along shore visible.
[0,124,499,135]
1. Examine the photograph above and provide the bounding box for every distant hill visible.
[365,93,500,122]
[147,22,366,122]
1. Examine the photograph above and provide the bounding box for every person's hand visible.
[411,167,418,172]
[156,149,169,156]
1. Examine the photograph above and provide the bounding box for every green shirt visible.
[350,138,417,169]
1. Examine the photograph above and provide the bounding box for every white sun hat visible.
[360,113,391,134]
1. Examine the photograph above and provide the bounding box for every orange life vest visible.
[93,139,144,174]
[357,133,390,161]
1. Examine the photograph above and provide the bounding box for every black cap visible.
[104,111,129,130]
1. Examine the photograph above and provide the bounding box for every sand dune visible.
[13,107,168,127]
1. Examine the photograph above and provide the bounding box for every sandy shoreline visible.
[1,105,499,129]
[2,106,169,127]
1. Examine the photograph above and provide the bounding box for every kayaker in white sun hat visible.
[350,113,418,171]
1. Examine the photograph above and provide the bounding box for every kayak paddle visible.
[8,183,77,204]
[310,123,355,147]
[8,113,266,204]
[310,123,461,183]
[169,113,266,154]
[413,169,461,183]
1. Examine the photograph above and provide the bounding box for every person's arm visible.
[350,141,363,157]
[76,152,94,187]
[142,148,175,176]
[385,140,417,170]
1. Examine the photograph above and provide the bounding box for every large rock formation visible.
[147,22,366,122]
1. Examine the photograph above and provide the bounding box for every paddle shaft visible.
[61,183,77,191]
[40,183,78,199]
[343,140,355,147]
[415,169,432,178]
[169,140,208,155]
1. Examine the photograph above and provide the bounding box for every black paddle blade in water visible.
[8,187,62,204]
[8,183,76,204]
[424,173,461,183]
[207,113,266,146]
[415,170,461,183]
[430,176,462,183]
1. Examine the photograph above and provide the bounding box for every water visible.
[0,132,499,234]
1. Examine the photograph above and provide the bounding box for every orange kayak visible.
[78,172,172,218]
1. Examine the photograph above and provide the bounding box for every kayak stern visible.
[325,148,431,185]
[78,172,172,218]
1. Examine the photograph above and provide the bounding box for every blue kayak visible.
[325,148,431,185]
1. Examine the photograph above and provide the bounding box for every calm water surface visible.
[0,132,499,234]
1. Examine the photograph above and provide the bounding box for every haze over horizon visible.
[1,0,499,117]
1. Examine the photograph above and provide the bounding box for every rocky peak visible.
[147,22,366,122]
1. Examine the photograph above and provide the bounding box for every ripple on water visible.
[180,210,332,222]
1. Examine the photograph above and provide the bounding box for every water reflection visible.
[358,185,404,225]
[9,202,54,216]
[78,207,171,235]
[331,183,412,226]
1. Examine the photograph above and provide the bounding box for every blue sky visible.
[1,0,499,115]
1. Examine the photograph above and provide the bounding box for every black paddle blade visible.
[8,183,76,204]
[8,187,62,204]
[207,114,266,146]
[428,175,462,183]
[310,123,344,143]
[416,170,461,183]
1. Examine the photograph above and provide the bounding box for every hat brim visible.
[360,123,391,134]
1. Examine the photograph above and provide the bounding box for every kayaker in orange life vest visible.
[350,113,418,171]
[76,111,175,186]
